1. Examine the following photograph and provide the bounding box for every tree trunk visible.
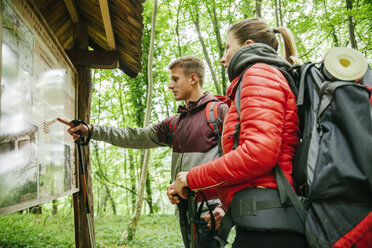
[105,183,116,215]
[279,0,283,27]
[125,0,157,240]
[211,5,227,94]
[176,0,183,57]
[145,172,154,214]
[128,149,136,213]
[124,152,130,215]
[194,12,221,95]
[274,0,279,27]
[346,0,358,49]
[323,0,339,47]
[255,0,262,17]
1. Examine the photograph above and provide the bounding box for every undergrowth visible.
[0,211,234,247]
[0,212,183,248]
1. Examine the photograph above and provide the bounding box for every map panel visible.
[0,0,78,215]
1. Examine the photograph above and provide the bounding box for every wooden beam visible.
[99,0,116,50]
[66,49,119,69]
[64,0,80,23]
[72,23,95,248]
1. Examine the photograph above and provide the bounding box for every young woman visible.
[170,17,307,248]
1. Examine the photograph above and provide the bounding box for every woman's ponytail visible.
[274,27,300,65]
[228,18,300,65]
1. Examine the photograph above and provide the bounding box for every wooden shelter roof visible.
[33,0,145,78]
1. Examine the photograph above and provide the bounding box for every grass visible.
[0,211,235,247]
[0,212,183,248]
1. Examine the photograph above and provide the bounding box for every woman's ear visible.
[245,40,254,45]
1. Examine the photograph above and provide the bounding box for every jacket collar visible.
[226,43,291,99]
[177,91,216,114]
[227,43,291,82]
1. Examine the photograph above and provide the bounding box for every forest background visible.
[1,0,371,247]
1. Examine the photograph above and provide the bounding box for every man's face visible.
[168,66,193,101]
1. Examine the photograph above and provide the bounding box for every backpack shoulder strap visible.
[232,67,248,150]
[167,115,179,144]
[274,164,307,223]
[205,101,224,156]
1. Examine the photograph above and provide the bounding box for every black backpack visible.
[215,60,372,248]
[277,62,372,248]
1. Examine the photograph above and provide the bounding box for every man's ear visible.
[190,73,199,86]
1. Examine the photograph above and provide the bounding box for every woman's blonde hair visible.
[228,17,300,65]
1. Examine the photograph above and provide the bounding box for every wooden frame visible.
[99,0,116,51]
[64,0,80,23]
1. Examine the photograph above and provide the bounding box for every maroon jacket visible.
[153,92,229,182]
[92,92,228,184]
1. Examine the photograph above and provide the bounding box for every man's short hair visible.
[168,56,205,87]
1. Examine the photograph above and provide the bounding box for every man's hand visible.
[203,205,225,230]
[171,172,189,199]
[166,184,180,204]
[57,118,92,140]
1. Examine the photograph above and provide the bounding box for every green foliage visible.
[88,0,371,236]
[3,0,371,246]
[0,211,74,248]
[0,211,186,248]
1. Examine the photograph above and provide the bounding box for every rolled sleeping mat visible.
[322,47,368,81]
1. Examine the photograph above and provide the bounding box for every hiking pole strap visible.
[214,209,234,248]
[275,164,306,223]
[199,192,217,235]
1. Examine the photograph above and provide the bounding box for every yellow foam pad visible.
[323,47,367,81]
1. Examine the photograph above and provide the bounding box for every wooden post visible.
[72,23,95,248]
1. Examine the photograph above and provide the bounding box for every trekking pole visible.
[187,189,198,248]
[177,197,190,248]
[71,119,96,248]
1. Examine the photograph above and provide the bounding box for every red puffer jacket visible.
[187,63,299,209]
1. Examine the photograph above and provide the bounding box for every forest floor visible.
[0,212,185,247]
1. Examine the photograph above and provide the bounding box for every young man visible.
[59,56,228,248]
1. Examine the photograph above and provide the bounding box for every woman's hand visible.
[203,205,225,230]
